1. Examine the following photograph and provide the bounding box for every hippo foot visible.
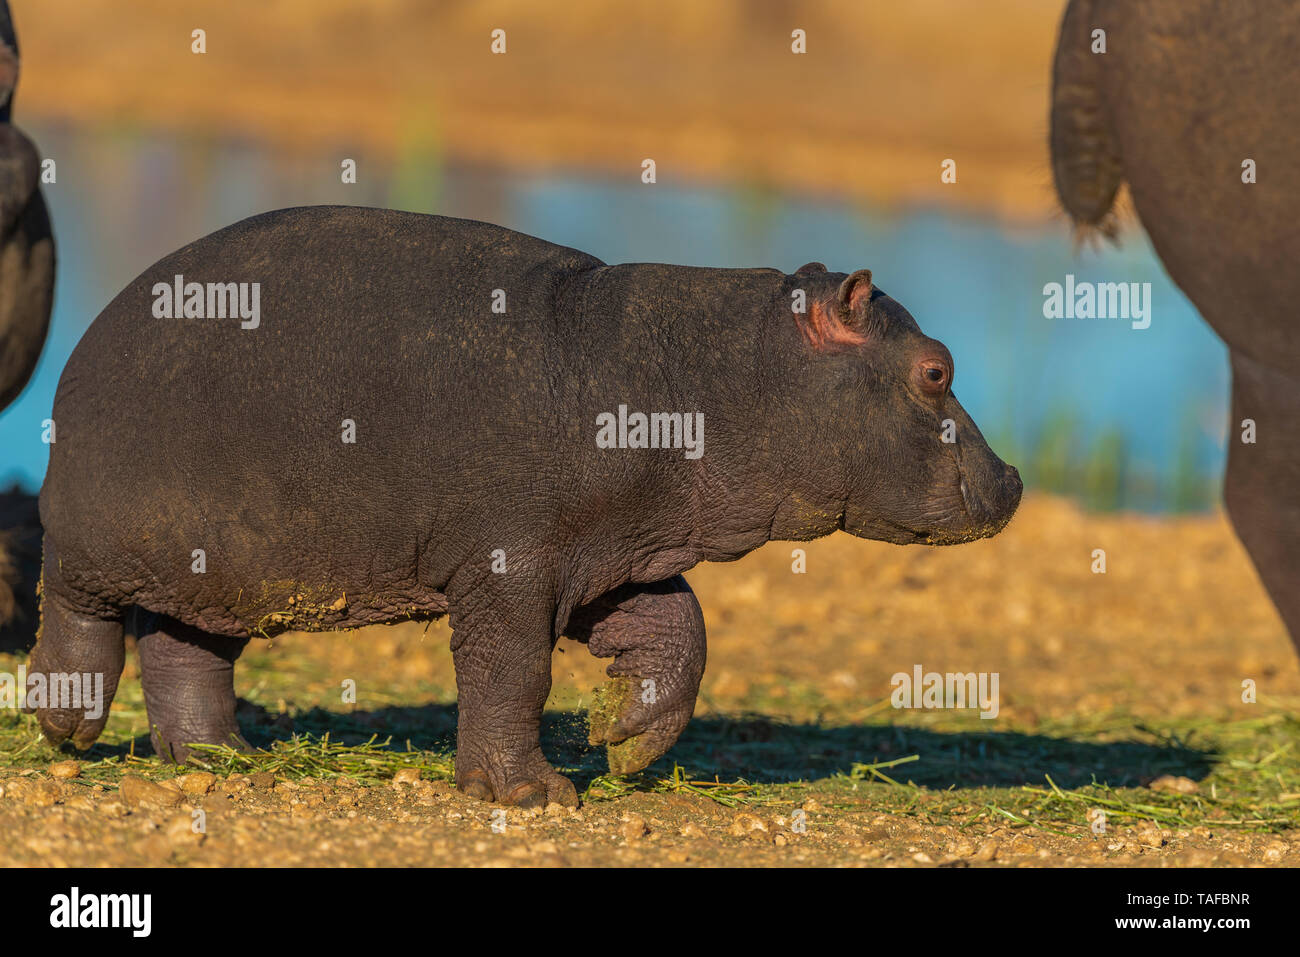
[148,721,255,765]
[24,595,125,751]
[455,749,579,808]
[134,612,250,763]
[570,576,707,776]
[588,673,696,775]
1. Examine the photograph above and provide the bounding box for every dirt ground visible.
[2,495,1298,867]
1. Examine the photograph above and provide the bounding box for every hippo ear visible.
[797,268,875,350]
[837,268,874,317]
[794,261,828,276]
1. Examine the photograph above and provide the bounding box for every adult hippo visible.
[1051,0,1300,650]
[0,0,54,413]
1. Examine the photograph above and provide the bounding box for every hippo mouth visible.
[839,508,956,546]
[840,470,1018,546]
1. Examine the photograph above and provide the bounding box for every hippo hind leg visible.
[134,610,250,762]
[25,591,126,751]
[568,575,707,775]
[1224,351,1300,651]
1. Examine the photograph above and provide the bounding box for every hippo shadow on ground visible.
[61,700,465,763]
[74,703,1213,792]
[246,703,1215,792]
[647,714,1214,791]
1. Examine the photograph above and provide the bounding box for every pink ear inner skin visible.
[846,276,873,312]
[797,299,869,350]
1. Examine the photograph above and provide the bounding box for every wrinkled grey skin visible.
[28,206,1020,806]
[1052,0,1300,651]
[0,0,55,412]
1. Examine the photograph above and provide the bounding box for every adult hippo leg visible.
[135,611,250,762]
[1224,350,1300,651]
[568,575,707,775]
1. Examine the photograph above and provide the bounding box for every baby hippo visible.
[27,207,1020,806]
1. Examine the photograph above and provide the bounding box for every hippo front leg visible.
[568,575,706,775]
[449,580,578,808]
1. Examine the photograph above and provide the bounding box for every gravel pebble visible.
[620,814,648,842]
[119,775,183,808]
[730,812,767,836]
[179,772,217,795]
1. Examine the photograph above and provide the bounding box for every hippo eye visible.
[914,358,951,396]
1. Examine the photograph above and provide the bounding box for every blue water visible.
[0,125,1229,508]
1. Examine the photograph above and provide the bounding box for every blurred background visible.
[4,4,1297,870]
[1,0,1226,511]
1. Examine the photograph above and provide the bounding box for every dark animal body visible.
[0,0,55,412]
[1051,0,1300,651]
[30,206,1020,806]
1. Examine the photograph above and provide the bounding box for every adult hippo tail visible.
[0,0,55,412]
[1051,0,1300,651]
[28,206,1020,806]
